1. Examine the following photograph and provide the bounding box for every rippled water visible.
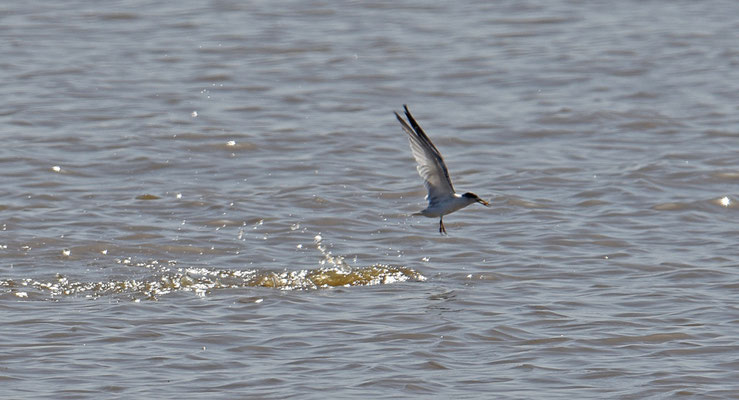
[2,1,738,398]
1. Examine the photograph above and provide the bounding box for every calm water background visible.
[1,0,738,398]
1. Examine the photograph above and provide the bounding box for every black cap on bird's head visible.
[462,192,490,206]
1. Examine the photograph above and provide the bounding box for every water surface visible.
[1,1,738,398]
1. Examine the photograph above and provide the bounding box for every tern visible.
[395,105,490,234]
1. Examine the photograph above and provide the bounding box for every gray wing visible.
[395,105,455,206]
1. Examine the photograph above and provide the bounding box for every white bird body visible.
[395,105,490,234]
[415,193,479,218]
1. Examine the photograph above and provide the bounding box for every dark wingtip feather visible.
[403,105,426,139]
[402,105,413,121]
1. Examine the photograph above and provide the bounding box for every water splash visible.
[0,235,424,301]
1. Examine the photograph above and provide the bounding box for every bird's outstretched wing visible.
[395,105,455,206]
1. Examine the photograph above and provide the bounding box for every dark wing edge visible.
[395,105,454,190]
[403,104,443,156]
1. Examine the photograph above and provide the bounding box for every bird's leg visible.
[439,217,447,235]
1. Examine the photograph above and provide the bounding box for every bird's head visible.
[462,192,490,207]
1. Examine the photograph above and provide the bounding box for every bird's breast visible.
[420,196,475,217]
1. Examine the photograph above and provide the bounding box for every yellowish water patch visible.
[0,235,425,300]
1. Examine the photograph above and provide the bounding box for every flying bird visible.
[395,105,490,234]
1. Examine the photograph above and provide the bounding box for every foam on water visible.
[0,236,424,300]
